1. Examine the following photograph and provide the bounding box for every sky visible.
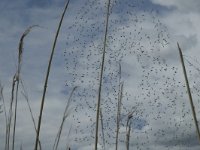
[1,0,200,150]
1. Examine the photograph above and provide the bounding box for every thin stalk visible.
[7,75,17,150]
[34,1,70,149]
[177,43,200,143]
[126,113,133,150]
[0,85,3,114]
[100,108,105,150]
[65,125,72,150]
[12,76,19,150]
[116,82,123,150]
[115,63,122,150]
[12,25,38,150]
[126,122,131,150]
[53,86,77,150]
[95,0,111,149]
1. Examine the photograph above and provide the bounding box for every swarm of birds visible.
[62,0,200,149]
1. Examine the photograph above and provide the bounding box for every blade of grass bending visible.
[177,42,200,143]
[53,86,77,150]
[95,0,111,149]
[12,25,38,150]
[34,1,70,149]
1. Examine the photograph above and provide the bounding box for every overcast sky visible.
[1,0,200,150]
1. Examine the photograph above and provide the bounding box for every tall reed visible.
[4,25,37,150]
[53,86,77,150]
[125,114,132,150]
[100,108,105,150]
[115,63,123,150]
[12,25,38,150]
[177,43,200,143]
[95,0,111,149]
[34,0,70,149]
[0,83,3,114]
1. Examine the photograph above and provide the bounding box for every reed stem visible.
[177,42,200,143]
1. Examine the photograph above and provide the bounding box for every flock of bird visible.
[61,0,200,149]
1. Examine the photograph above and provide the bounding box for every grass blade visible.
[12,25,38,150]
[177,42,200,143]
[34,1,71,149]
[100,108,105,150]
[116,82,123,150]
[115,63,123,150]
[95,0,111,149]
[65,125,72,150]
[53,86,77,150]
[126,112,133,150]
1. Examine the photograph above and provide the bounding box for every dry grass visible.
[13,25,38,150]
[177,42,200,143]
[2,25,38,150]
[34,0,70,149]
[95,0,111,149]
[53,86,77,150]
[115,63,123,150]
[100,108,106,150]
[126,112,133,150]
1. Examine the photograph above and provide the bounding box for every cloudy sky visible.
[1,0,200,150]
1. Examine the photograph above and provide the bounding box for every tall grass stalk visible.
[177,43,200,143]
[126,112,133,150]
[5,25,37,150]
[53,86,77,150]
[115,63,123,150]
[12,25,37,150]
[100,108,105,150]
[95,0,111,149]
[65,125,72,150]
[7,75,16,150]
[0,83,3,114]
[34,0,70,149]
[115,82,123,150]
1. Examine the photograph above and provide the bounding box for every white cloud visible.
[151,0,200,13]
